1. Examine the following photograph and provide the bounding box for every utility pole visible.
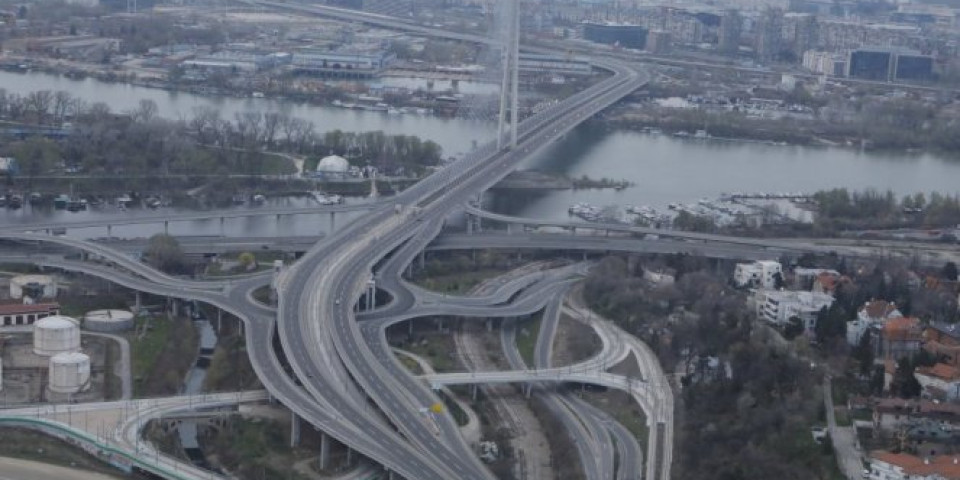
[497,0,520,150]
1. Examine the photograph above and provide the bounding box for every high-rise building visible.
[646,30,672,54]
[783,13,817,59]
[848,49,894,80]
[894,53,934,81]
[718,9,741,55]
[582,22,648,50]
[755,7,784,62]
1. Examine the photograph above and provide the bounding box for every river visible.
[3,71,960,236]
[0,70,492,155]
[489,125,960,221]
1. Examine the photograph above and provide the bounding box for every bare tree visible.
[262,112,282,148]
[24,90,53,124]
[51,90,73,125]
[131,98,159,123]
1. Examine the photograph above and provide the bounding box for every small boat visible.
[66,198,86,212]
[54,194,70,209]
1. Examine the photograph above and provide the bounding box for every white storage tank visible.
[33,316,81,356]
[10,274,57,300]
[83,309,134,333]
[48,352,91,394]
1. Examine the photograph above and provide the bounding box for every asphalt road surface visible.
[0,457,120,480]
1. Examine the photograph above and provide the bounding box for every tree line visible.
[813,188,960,231]
[0,89,443,180]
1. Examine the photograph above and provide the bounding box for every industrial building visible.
[33,315,81,357]
[83,309,135,333]
[0,303,60,327]
[518,53,592,76]
[9,274,57,301]
[582,22,648,50]
[48,352,91,394]
[292,49,396,78]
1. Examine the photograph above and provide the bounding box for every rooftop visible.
[0,303,60,315]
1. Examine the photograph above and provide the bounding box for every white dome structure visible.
[316,155,350,173]
[10,274,57,300]
[83,309,134,333]
[48,352,91,394]
[33,316,81,356]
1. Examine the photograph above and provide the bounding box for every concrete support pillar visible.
[219,217,225,236]
[290,411,301,447]
[506,223,512,235]
[134,292,142,313]
[437,318,443,333]
[408,320,414,337]
[217,309,222,334]
[406,262,413,279]
[366,280,376,311]
[319,432,331,470]
[163,221,169,235]
[419,251,425,271]
[330,212,336,232]
[486,318,493,332]
[107,224,112,237]
[346,447,353,466]
[471,385,478,401]
[466,214,473,235]
[524,384,532,399]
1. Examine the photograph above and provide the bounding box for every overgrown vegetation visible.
[203,331,261,392]
[584,255,842,480]
[129,314,199,397]
[813,188,960,232]
[0,427,125,478]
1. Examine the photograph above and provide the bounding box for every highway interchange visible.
[3,3,939,480]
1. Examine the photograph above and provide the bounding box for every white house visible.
[915,363,960,400]
[756,290,834,331]
[734,260,782,289]
[847,300,903,346]
[868,451,960,479]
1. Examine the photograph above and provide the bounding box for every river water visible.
[2,70,960,237]
[491,125,960,221]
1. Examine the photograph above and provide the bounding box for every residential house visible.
[873,398,960,433]
[847,300,904,347]
[793,268,839,291]
[733,260,782,289]
[916,363,960,400]
[924,322,960,367]
[756,290,834,331]
[880,317,923,361]
[642,267,676,287]
[868,451,960,480]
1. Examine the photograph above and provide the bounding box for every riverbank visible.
[603,103,960,155]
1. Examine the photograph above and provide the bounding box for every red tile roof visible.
[873,451,960,479]
[0,303,59,315]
